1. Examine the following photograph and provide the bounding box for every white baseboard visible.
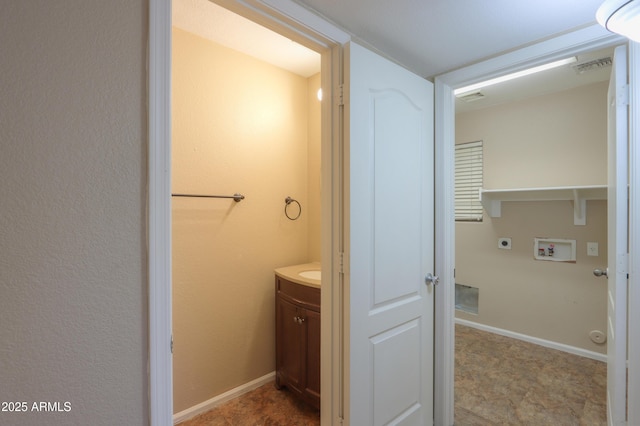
[455,318,606,363]
[173,371,276,425]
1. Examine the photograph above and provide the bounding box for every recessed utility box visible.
[534,238,576,262]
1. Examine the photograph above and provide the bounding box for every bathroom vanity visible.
[274,263,320,410]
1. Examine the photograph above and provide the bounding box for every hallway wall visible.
[0,2,148,425]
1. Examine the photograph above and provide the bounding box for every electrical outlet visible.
[498,237,512,250]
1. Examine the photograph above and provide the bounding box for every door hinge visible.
[171,335,174,354]
[619,84,629,107]
[619,252,629,275]
[336,84,344,106]
[339,251,344,274]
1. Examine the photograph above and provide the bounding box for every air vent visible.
[573,57,612,74]
[456,91,485,102]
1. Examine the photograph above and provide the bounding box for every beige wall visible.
[0,2,148,425]
[307,73,322,262]
[459,83,608,189]
[455,82,609,353]
[172,28,321,412]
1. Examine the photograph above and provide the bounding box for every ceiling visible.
[173,0,614,112]
[294,0,607,78]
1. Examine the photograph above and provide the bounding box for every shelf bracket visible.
[572,189,587,226]
[479,190,501,218]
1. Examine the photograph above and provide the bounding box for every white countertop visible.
[275,262,321,288]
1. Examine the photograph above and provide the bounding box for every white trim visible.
[172,372,276,424]
[628,40,640,426]
[149,0,173,425]
[254,0,350,46]
[456,319,607,363]
[434,78,456,426]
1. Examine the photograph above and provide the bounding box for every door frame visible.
[628,40,640,426]
[148,0,349,424]
[434,26,639,426]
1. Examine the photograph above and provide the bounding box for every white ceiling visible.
[173,0,614,112]
[294,0,607,78]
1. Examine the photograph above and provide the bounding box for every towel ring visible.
[284,196,302,220]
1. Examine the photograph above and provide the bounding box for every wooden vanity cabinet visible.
[275,276,320,410]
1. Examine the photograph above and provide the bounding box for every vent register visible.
[457,91,485,103]
[572,56,613,74]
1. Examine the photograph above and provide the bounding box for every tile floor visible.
[455,324,607,425]
[176,383,319,426]
[177,324,607,425]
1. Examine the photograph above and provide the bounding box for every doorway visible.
[452,45,614,424]
[171,0,322,420]
[435,28,639,426]
[149,0,348,424]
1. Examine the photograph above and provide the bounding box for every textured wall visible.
[172,28,320,413]
[455,82,608,353]
[0,2,148,425]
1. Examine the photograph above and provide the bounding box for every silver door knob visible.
[425,273,440,286]
[593,268,608,278]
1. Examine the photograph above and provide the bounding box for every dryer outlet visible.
[498,237,512,250]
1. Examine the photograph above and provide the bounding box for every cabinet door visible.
[304,308,321,408]
[276,296,303,394]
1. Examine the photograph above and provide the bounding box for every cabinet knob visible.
[298,317,305,324]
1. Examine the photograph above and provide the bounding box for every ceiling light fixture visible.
[454,56,577,96]
[596,0,640,42]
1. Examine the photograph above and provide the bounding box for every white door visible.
[346,41,435,425]
[606,44,629,426]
